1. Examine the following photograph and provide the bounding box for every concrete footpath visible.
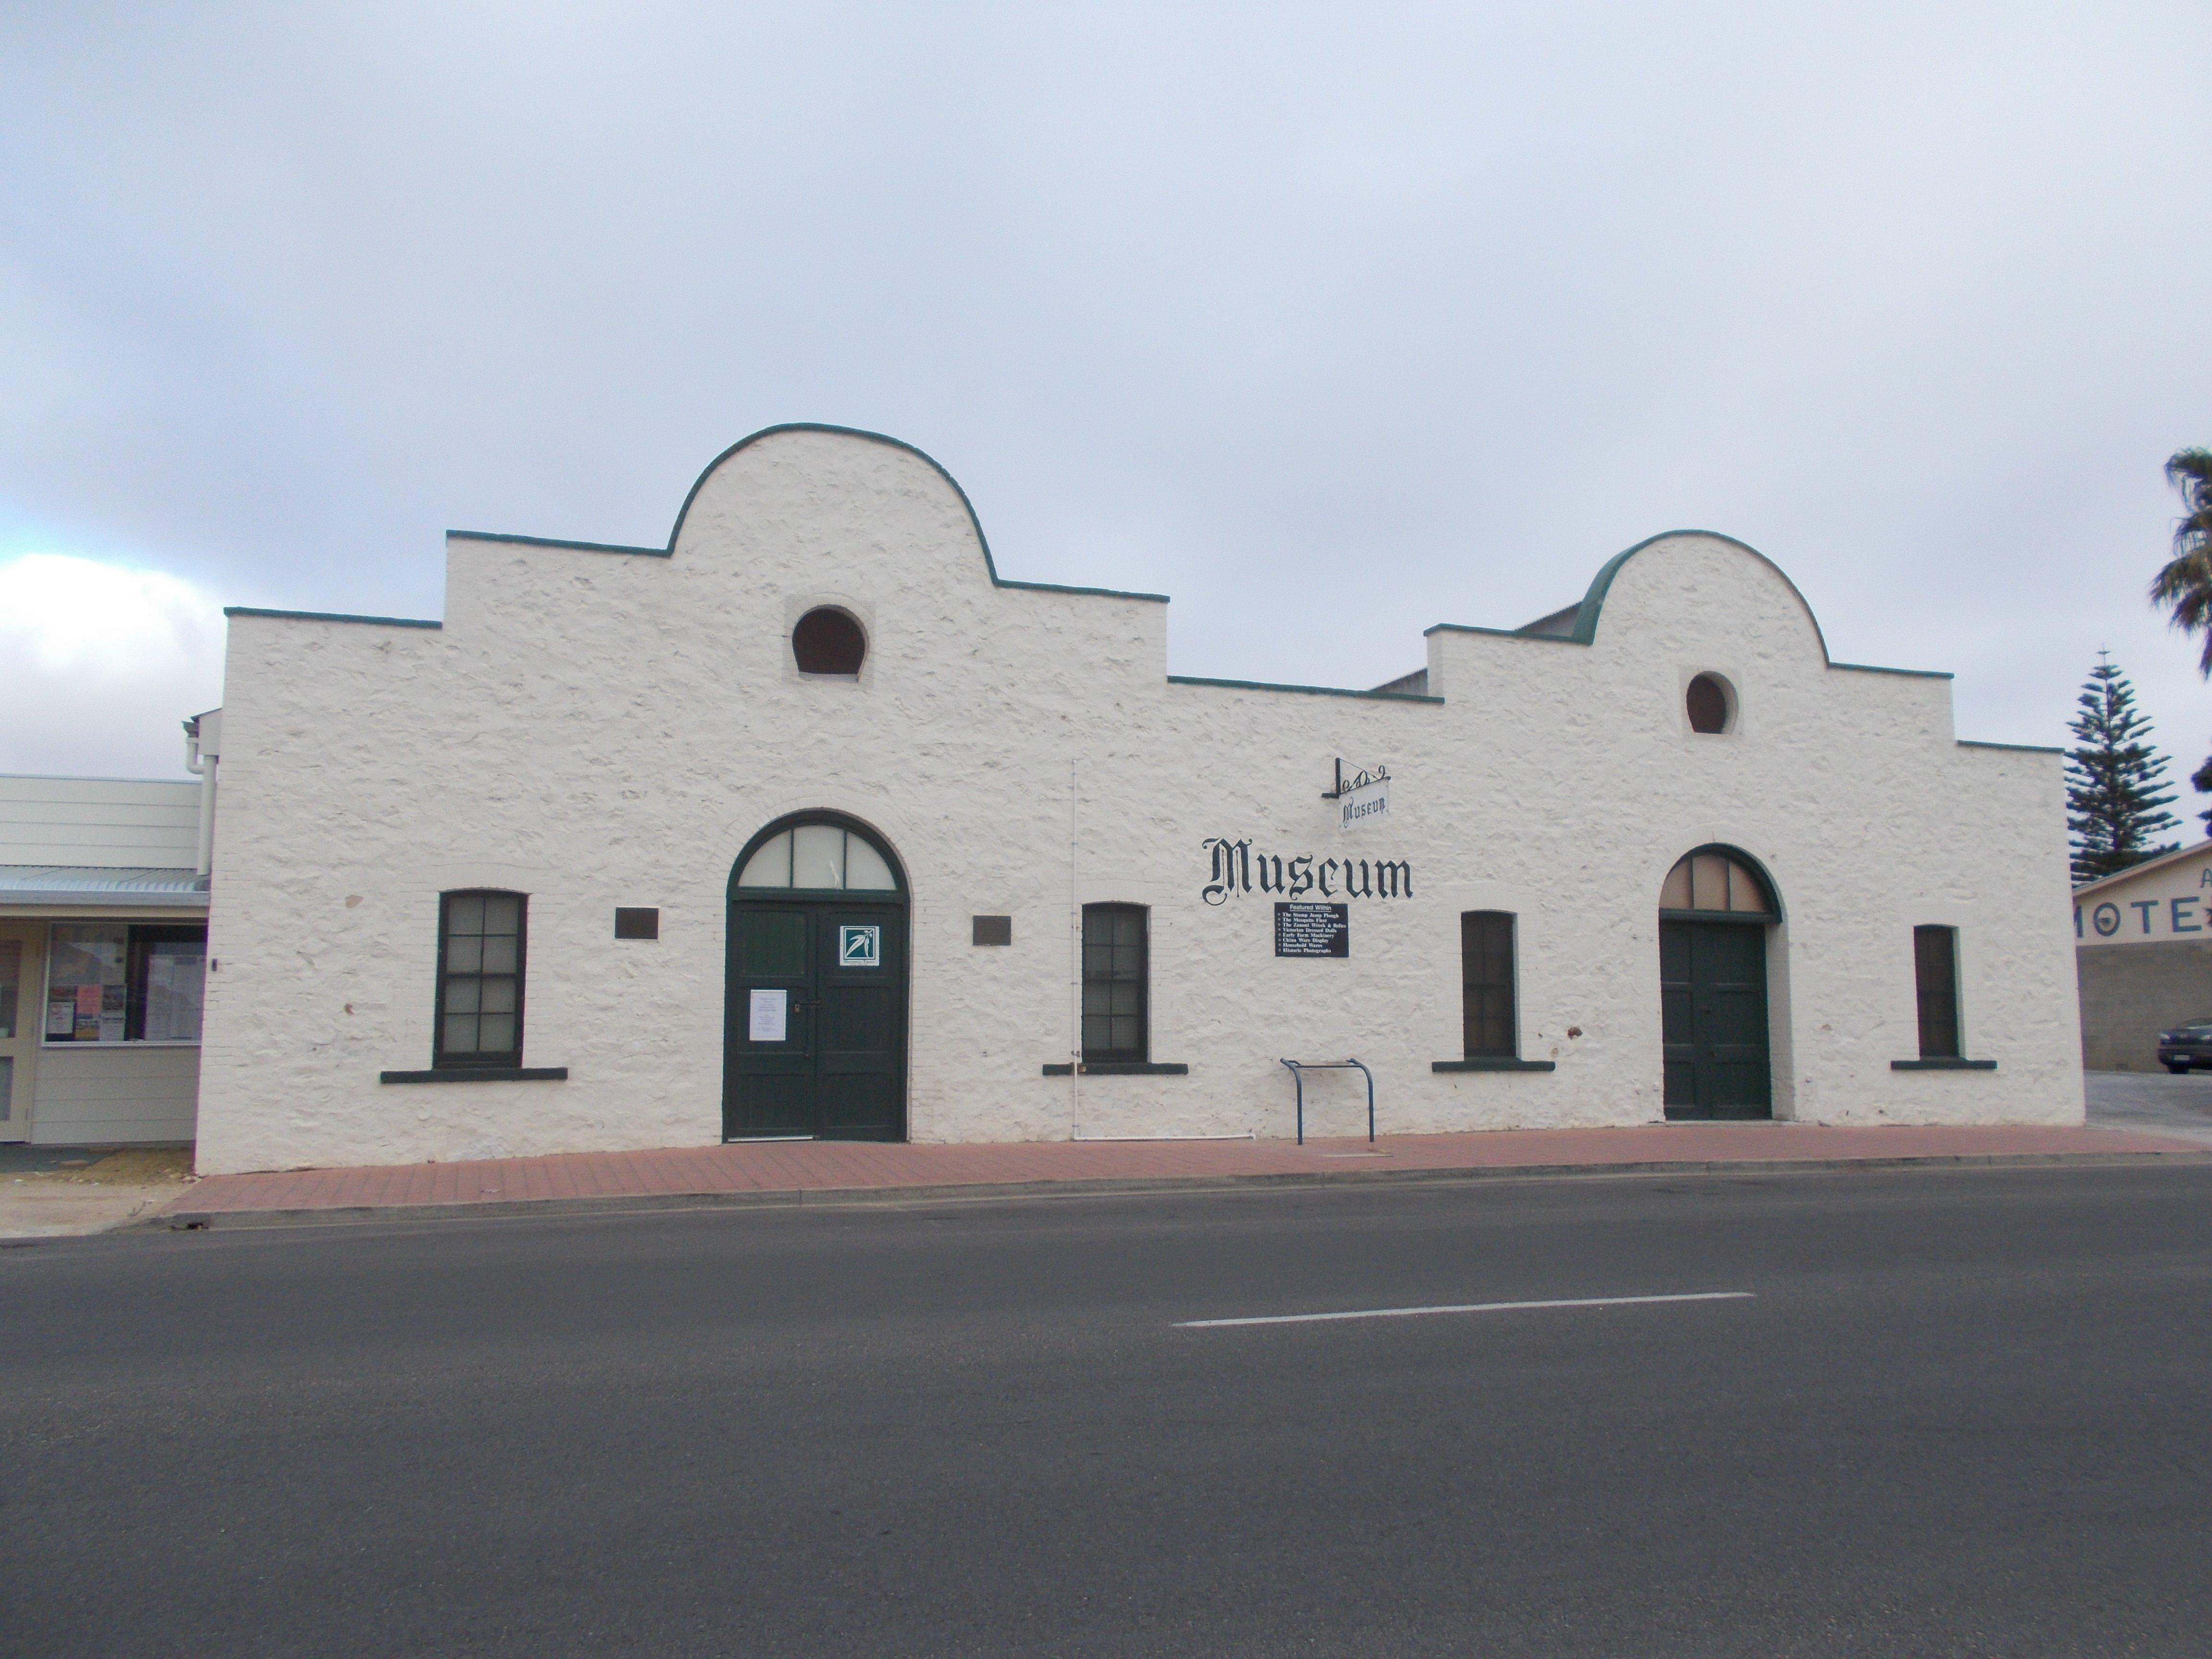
[0,1147,196,1242]
[150,1119,2211,1229]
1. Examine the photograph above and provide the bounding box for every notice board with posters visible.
[1274,902,1349,957]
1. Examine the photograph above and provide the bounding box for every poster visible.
[143,948,207,1042]
[749,987,788,1043]
[47,998,73,1037]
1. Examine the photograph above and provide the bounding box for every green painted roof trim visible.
[1831,662,1954,680]
[224,606,442,629]
[448,530,669,558]
[1423,622,1580,644]
[1166,674,1443,704]
[667,423,1169,603]
[1956,739,2064,756]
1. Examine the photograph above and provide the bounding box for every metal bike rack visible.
[1278,1058,1375,1146]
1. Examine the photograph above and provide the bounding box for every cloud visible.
[0,554,224,778]
[1,2,2210,776]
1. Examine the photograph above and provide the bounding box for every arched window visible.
[735,821,899,891]
[1659,848,1776,917]
[1685,673,1732,734]
[792,608,866,675]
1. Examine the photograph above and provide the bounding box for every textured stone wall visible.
[2076,941,2212,1070]
[193,427,2084,1173]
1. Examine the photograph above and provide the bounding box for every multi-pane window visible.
[1913,925,1960,1059]
[436,891,526,1068]
[1081,903,1147,1064]
[43,923,207,1044]
[735,824,898,890]
[1461,911,1517,1058]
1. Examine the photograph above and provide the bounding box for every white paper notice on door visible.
[748,988,788,1043]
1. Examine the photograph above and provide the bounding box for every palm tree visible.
[2150,447,2212,673]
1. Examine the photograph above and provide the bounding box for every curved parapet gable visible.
[669,423,1168,603]
[1429,529,1951,683]
[1547,531,1833,661]
[443,424,1171,603]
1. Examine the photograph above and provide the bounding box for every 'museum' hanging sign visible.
[1202,838,1411,906]
[1335,764,1389,831]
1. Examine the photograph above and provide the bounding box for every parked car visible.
[2156,1019,2212,1073]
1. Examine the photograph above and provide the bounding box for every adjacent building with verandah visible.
[0,716,217,1146]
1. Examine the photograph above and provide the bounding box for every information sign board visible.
[1274,902,1349,957]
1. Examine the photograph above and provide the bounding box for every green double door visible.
[1660,920,1772,1119]
[725,901,907,1141]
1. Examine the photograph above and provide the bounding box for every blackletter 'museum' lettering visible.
[1202,838,1252,906]
[1201,841,1412,904]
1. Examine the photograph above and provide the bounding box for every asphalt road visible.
[6,1165,2211,1658]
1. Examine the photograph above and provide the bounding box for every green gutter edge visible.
[449,530,668,558]
[1424,623,1581,644]
[1166,674,1443,704]
[1956,739,2064,756]
[224,607,442,629]
[1832,662,1953,680]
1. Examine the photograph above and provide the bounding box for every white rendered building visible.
[192,425,2081,1174]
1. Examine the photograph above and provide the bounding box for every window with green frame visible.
[1081,903,1148,1064]
[1461,911,1517,1058]
[436,891,526,1068]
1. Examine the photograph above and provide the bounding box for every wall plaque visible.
[1275,902,1349,958]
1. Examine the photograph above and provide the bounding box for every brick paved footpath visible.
[158,1121,2210,1225]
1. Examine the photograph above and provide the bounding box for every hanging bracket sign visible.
[1323,758,1390,830]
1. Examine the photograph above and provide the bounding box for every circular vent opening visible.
[1685,673,1732,734]
[793,608,866,675]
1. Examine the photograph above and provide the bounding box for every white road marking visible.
[1176,1290,1755,1329]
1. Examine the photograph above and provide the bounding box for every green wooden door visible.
[1660,920,1772,1120]
[725,901,906,1141]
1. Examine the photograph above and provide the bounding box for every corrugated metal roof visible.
[0,866,208,907]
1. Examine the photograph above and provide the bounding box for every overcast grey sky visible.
[4,2,2209,801]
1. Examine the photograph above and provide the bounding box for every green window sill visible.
[1889,1058,1997,1071]
[379,1067,571,1083]
[1041,1062,1191,1076]
[1433,1058,1556,1072]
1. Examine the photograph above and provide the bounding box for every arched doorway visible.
[1658,847,1778,1120]
[724,813,909,1142]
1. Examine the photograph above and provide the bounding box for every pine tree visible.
[2067,652,2179,882]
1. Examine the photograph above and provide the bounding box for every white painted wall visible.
[194,427,2082,1173]
[0,776,201,867]
[31,1045,199,1145]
